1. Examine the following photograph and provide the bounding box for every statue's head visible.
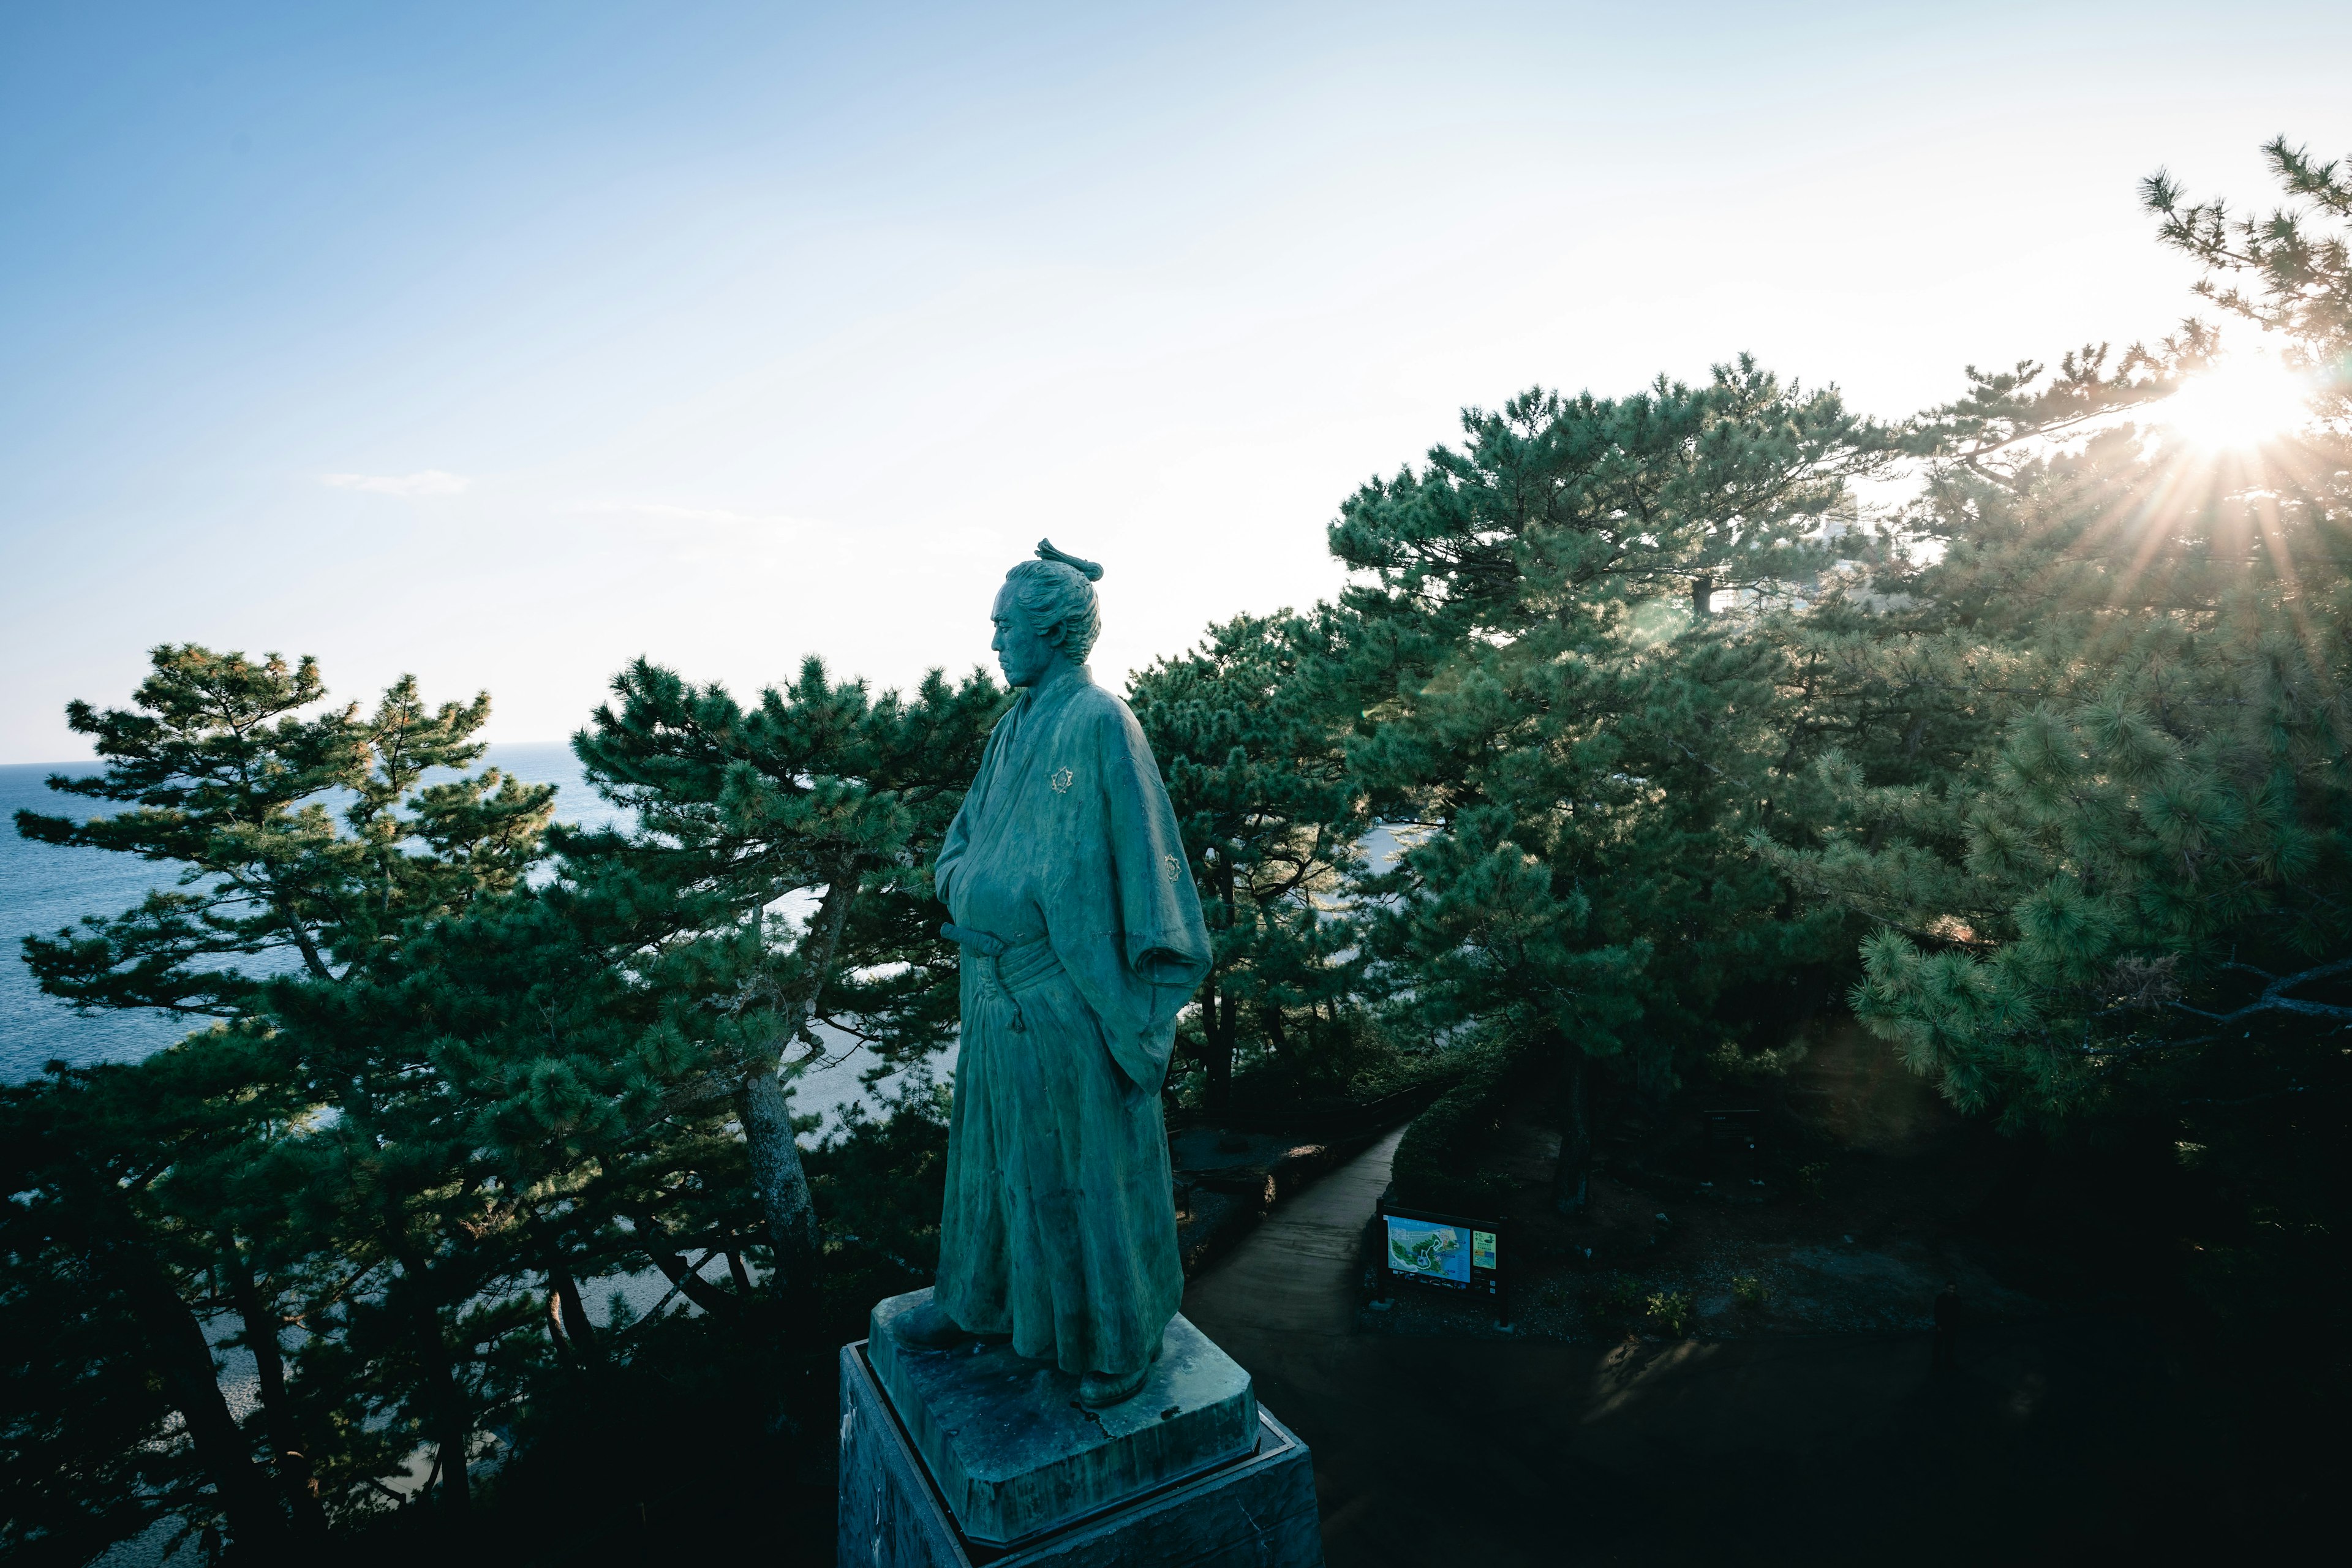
[991,540,1102,687]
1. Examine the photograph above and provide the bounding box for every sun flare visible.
[2155,353,2313,451]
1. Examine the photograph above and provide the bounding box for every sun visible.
[2155,352,2313,451]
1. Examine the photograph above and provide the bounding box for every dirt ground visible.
[1193,1311,2236,1566]
[1373,1020,2051,1343]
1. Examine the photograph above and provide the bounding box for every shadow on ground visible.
[1196,1311,2236,1566]
[1181,1106,2324,1566]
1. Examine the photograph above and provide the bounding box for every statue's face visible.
[990,582,1064,688]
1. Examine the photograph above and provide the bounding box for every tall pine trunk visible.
[1200,860,1239,1113]
[1691,570,1716,619]
[109,1234,286,1559]
[541,1240,597,1359]
[736,870,851,1298]
[740,1068,821,1293]
[1551,1039,1591,1216]
[224,1244,325,1539]
[393,1251,471,1519]
[1199,972,1235,1112]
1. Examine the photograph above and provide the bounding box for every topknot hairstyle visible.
[1003,538,1104,664]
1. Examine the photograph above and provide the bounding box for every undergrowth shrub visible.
[1386,1042,1518,1213]
[1594,1273,1649,1332]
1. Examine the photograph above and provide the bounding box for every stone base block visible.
[839,1339,1324,1568]
[866,1289,1256,1545]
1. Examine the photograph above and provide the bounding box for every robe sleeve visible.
[1055,696,1211,1090]
[934,712,1011,914]
[934,797,973,914]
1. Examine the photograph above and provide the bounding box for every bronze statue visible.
[889,541,1211,1408]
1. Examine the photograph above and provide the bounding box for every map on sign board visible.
[1386,1216,1470,1284]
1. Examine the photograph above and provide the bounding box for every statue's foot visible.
[1076,1339,1164,1409]
[1076,1366,1148,1408]
[889,1300,975,1351]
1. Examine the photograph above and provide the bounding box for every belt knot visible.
[940,924,1059,1033]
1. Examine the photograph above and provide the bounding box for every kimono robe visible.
[931,665,1212,1377]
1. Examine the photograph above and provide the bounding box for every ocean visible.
[0,742,929,1129]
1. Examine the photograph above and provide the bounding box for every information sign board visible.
[1377,1202,1507,1319]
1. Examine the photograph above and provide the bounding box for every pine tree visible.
[1325,362,1890,1210]
[1762,138,2352,1353]
[1766,429,2349,1112]
[6,647,554,1554]
[16,646,551,1011]
[7,643,999,1547]
[1765,140,2352,1127]
[1131,611,1363,1112]
[1,1044,306,1564]
[2145,137,2352,401]
[563,656,1002,1299]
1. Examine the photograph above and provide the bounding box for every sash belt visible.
[940,924,1061,1033]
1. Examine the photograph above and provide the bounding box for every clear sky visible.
[4,1,2348,762]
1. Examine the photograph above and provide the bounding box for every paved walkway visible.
[1183,1125,1403,1341]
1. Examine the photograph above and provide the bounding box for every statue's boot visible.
[1076,1338,1164,1409]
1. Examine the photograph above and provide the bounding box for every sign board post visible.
[1702,1107,1762,1184]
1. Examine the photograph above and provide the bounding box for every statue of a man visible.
[889,540,1212,1409]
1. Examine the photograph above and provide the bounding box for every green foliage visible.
[1133,612,1364,1110]
[1593,1273,1649,1332]
[1326,361,1888,1173]
[1758,133,2352,1373]
[2146,137,2352,386]
[1645,1289,1694,1337]
[1329,359,1891,632]
[15,645,551,1017]
[1386,1040,1516,1212]
[1894,342,2178,473]
[1764,358,2351,1129]
[1705,1038,1807,1082]
[1,1061,267,1564]
[1218,1009,1461,1118]
[570,655,1004,1072]
[4,647,998,1559]
[4,647,551,1559]
[559,654,1001,1289]
[806,1071,953,1318]
[1731,1274,1768,1309]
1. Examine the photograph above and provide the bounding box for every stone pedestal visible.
[839,1292,1323,1567]
[865,1289,1259,1544]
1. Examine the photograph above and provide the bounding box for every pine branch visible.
[2171,956,2352,1026]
